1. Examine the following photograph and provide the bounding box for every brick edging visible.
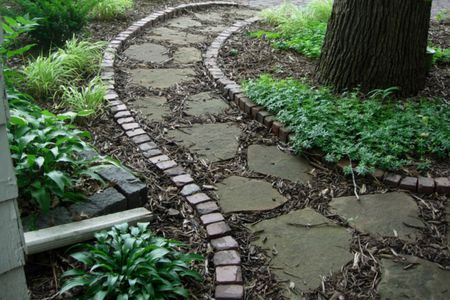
[203,18,450,195]
[100,3,246,299]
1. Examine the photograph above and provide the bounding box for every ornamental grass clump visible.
[90,0,134,21]
[61,223,204,300]
[243,75,450,174]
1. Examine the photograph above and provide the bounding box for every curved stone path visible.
[107,2,450,299]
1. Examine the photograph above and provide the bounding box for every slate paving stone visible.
[168,123,241,162]
[329,192,423,241]
[129,96,171,122]
[184,92,229,116]
[197,25,228,33]
[247,144,312,183]
[378,257,450,299]
[123,43,169,63]
[250,208,353,292]
[173,47,202,64]
[194,11,224,23]
[128,68,195,89]
[149,27,206,45]
[216,176,287,213]
[166,16,202,28]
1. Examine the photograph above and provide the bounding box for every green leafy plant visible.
[22,38,105,101]
[7,0,97,46]
[243,75,450,174]
[7,90,115,212]
[90,0,134,21]
[436,9,450,22]
[254,0,332,58]
[61,223,204,300]
[60,76,106,116]
[431,46,450,64]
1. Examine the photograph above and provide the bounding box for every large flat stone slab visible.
[247,144,312,183]
[130,96,170,122]
[173,47,202,64]
[198,25,228,34]
[124,43,168,63]
[168,123,240,162]
[378,257,450,299]
[216,176,287,213]
[128,68,195,89]
[149,27,206,45]
[329,192,423,241]
[250,208,353,292]
[194,11,224,23]
[166,16,202,28]
[185,92,229,116]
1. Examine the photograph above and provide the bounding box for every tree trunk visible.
[317,0,432,96]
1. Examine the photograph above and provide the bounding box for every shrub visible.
[7,90,114,212]
[60,77,106,116]
[254,0,332,58]
[90,0,134,21]
[243,75,450,174]
[7,0,97,46]
[61,223,204,299]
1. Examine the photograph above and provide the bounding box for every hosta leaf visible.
[9,115,28,126]
[93,290,108,300]
[46,170,70,192]
[60,277,90,294]
[71,252,94,265]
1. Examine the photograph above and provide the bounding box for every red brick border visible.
[203,18,450,195]
[100,3,247,299]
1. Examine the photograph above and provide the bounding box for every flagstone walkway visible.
[115,3,449,299]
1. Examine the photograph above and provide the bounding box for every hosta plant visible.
[61,223,204,300]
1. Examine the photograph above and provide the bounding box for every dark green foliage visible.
[432,46,450,64]
[243,75,450,174]
[61,223,204,300]
[7,90,116,212]
[7,0,97,46]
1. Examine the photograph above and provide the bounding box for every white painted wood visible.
[25,208,153,255]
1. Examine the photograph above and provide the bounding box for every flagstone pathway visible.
[115,4,449,299]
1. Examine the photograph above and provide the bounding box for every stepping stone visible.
[329,192,423,241]
[173,47,202,64]
[128,68,195,89]
[149,27,206,45]
[129,96,170,122]
[216,176,287,213]
[250,208,353,292]
[378,257,450,299]
[198,25,228,34]
[247,144,312,183]
[185,92,229,116]
[123,43,168,63]
[166,16,202,28]
[194,11,224,23]
[167,123,240,163]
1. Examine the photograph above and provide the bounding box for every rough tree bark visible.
[317,0,432,96]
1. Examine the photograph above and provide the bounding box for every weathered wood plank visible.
[25,208,153,255]
[0,267,28,300]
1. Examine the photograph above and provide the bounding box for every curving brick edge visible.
[203,18,450,195]
[100,2,248,299]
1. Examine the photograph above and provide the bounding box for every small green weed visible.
[432,46,450,64]
[436,9,450,22]
[60,77,106,116]
[90,0,134,21]
[243,75,450,174]
[61,223,203,299]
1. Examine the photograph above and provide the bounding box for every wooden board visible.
[25,208,153,255]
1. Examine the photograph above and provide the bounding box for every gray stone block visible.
[96,166,147,208]
[22,206,72,231]
[70,187,127,218]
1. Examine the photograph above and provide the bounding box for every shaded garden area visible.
[0,0,449,299]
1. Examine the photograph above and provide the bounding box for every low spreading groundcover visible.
[243,75,450,174]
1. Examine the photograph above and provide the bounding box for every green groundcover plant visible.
[243,75,450,174]
[61,223,204,300]
[252,0,332,58]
